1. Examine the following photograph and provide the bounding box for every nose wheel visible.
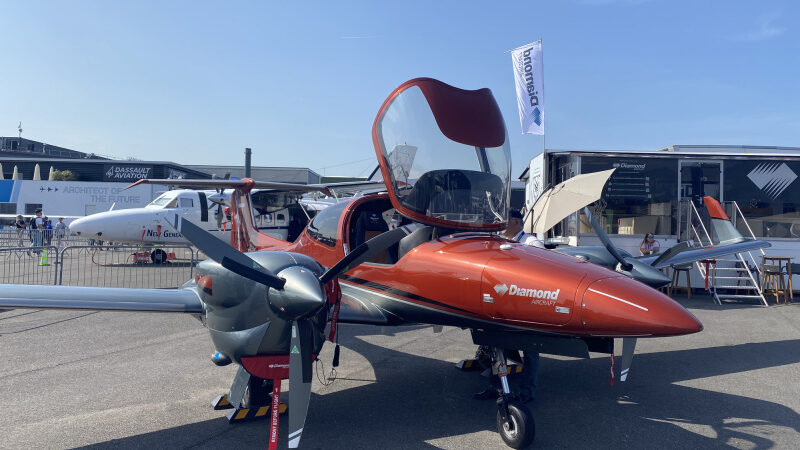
[496,398,534,448]
[491,347,535,448]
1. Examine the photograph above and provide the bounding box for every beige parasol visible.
[524,168,615,235]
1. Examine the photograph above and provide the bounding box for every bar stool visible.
[658,266,671,293]
[762,263,788,304]
[668,264,693,298]
[782,262,800,303]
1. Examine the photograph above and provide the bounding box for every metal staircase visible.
[679,200,767,306]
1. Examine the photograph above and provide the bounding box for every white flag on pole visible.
[511,41,544,135]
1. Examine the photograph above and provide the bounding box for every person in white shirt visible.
[501,209,544,248]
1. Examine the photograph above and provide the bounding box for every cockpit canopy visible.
[147,192,180,208]
[372,78,511,231]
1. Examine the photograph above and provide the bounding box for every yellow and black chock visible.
[456,359,523,373]
[211,394,287,423]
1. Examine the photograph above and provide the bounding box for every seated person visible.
[639,233,660,255]
[502,210,544,248]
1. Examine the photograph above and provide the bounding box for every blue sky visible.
[1,0,798,178]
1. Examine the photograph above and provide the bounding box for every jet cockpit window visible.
[374,83,511,230]
[148,193,179,208]
[179,198,194,208]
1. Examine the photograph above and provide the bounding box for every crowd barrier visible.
[0,229,90,248]
[0,244,199,289]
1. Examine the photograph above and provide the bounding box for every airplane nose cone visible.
[69,216,101,236]
[581,277,703,336]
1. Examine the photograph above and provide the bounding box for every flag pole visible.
[539,38,546,188]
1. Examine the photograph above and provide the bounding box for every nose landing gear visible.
[491,347,535,448]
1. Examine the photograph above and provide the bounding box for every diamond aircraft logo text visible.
[494,284,509,295]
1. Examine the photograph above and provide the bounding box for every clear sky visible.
[1,0,798,178]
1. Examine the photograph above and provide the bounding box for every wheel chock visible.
[211,394,234,410]
[225,403,288,423]
[456,359,482,371]
[507,364,523,374]
[456,359,523,373]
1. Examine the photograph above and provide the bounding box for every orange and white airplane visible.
[0,78,704,449]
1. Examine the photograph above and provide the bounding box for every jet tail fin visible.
[703,196,746,244]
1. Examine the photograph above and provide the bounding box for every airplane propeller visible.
[583,207,670,289]
[165,215,412,448]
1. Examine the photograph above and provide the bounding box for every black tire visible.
[496,400,535,448]
[150,249,168,264]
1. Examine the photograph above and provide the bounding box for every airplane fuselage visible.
[246,193,702,338]
[69,189,296,245]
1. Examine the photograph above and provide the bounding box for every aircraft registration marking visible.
[587,288,649,311]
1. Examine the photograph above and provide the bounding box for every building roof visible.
[186,165,321,184]
[0,136,108,159]
[546,144,800,159]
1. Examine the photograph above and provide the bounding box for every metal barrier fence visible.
[0,244,199,289]
[0,229,91,248]
[59,245,198,288]
[0,246,60,285]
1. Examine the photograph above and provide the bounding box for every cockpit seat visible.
[352,210,396,264]
[397,225,434,261]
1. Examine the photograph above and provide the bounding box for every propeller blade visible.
[165,214,285,290]
[583,208,670,287]
[619,337,637,382]
[319,225,413,284]
[288,320,313,448]
[584,207,633,271]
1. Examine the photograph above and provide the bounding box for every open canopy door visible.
[371,78,512,231]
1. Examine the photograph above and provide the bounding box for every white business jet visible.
[69,188,316,261]
[69,178,378,262]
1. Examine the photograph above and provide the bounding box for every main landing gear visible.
[491,347,535,449]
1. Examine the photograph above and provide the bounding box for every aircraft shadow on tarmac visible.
[78,324,800,450]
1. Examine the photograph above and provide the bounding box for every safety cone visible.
[39,249,48,266]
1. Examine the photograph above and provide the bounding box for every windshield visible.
[375,84,511,229]
[147,192,178,208]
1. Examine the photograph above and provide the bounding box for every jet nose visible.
[69,215,101,236]
[581,276,703,337]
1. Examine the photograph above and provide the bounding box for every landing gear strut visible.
[491,347,535,448]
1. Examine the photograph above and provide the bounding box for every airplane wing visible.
[639,239,771,269]
[127,179,387,199]
[0,285,203,313]
[643,197,772,268]
[127,179,334,196]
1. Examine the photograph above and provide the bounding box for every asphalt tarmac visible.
[1,295,799,449]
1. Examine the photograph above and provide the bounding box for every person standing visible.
[32,209,45,248]
[44,217,54,246]
[54,217,67,249]
[14,214,25,246]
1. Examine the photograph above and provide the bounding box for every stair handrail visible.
[689,200,713,247]
[730,201,767,257]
